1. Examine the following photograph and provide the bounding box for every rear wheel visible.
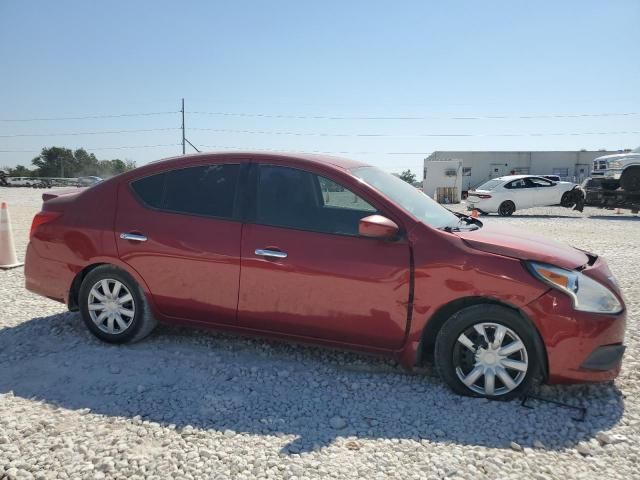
[620,167,640,192]
[434,305,539,400]
[498,201,515,216]
[79,265,157,344]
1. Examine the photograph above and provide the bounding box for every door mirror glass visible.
[359,215,399,239]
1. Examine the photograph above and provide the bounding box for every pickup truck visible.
[591,147,640,192]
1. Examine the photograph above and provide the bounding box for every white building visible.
[424,150,622,195]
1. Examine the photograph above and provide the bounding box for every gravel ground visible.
[0,187,638,480]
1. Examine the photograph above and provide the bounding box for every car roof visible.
[147,151,370,171]
[490,175,531,182]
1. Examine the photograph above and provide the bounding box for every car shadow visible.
[588,215,640,221]
[0,313,625,454]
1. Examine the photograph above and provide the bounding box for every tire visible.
[620,167,640,193]
[498,201,515,217]
[434,304,540,400]
[560,191,573,207]
[79,265,157,344]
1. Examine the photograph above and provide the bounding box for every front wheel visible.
[79,265,157,344]
[434,305,540,400]
[620,167,640,192]
[498,201,515,216]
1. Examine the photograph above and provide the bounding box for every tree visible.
[30,146,136,178]
[32,147,76,177]
[4,164,35,177]
[398,169,417,185]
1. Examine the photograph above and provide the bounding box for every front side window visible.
[131,164,240,219]
[255,165,376,235]
[527,177,553,187]
[352,166,461,229]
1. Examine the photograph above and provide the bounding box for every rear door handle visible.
[255,248,287,259]
[120,232,148,242]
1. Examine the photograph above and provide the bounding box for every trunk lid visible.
[42,188,85,202]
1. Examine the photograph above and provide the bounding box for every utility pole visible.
[181,98,186,155]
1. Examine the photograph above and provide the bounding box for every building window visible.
[462,167,472,176]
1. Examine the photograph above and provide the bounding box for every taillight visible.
[30,211,61,238]
[469,191,492,199]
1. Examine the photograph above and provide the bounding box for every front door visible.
[526,176,557,206]
[237,164,411,349]
[115,162,243,324]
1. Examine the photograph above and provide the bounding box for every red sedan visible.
[25,153,626,399]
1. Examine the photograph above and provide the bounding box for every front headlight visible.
[606,159,623,169]
[527,262,622,314]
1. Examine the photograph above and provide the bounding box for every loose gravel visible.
[0,188,638,480]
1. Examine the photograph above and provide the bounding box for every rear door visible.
[237,163,411,349]
[115,162,244,324]
[504,178,535,208]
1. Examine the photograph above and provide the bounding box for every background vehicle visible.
[25,153,626,400]
[466,175,582,216]
[77,176,103,187]
[591,147,640,191]
[586,147,640,213]
[542,175,561,182]
[6,177,34,187]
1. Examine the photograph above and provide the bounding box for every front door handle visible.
[120,232,148,242]
[255,248,287,259]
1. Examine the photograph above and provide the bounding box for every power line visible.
[190,127,640,138]
[0,127,179,138]
[191,111,640,121]
[196,144,432,156]
[0,111,180,122]
[0,143,180,153]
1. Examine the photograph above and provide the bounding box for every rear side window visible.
[504,179,527,189]
[130,164,240,219]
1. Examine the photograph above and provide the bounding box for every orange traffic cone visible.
[0,202,23,269]
[471,208,479,218]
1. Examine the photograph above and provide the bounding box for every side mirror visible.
[359,215,399,240]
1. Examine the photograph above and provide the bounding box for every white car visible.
[466,175,578,216]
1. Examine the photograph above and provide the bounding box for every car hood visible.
[457,223,589,270]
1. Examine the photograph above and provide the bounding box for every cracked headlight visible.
[527,262,622,314]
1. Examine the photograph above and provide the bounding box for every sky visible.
[1,0,639,174]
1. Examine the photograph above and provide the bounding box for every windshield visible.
[351,166,464,229]
[476,179,502,191]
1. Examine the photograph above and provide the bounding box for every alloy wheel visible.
[499,201,515,216]
[453,322,529,396]
[87,278,136,334]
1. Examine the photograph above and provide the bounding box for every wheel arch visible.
[67,258,155,314]
[417,296,548,380]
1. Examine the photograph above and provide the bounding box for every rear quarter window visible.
[131,173,165,208]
